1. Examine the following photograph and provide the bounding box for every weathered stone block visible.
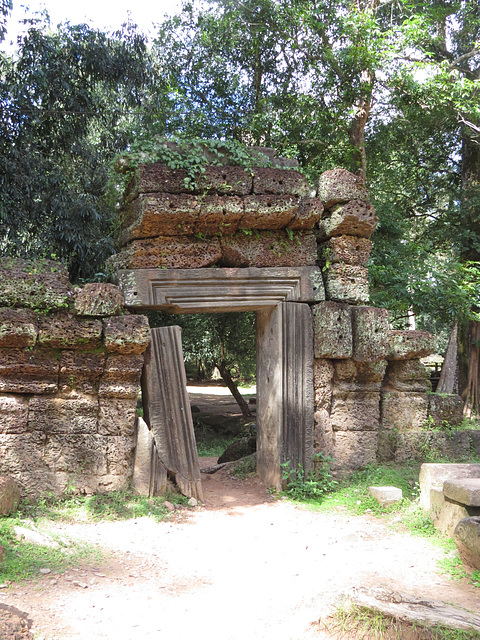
[333,359,387,392]
[241,195,297,230]
[369,485,403,506]
[352,306,390,362]
[0,476,21,515]
[382,360,431,393]
[313,301,352,359]
[126,163,190,197]
[287,197,324,230]
[103,315,150,355]
[0,308,37,348]
[196,165,253,195]
[315,169,369,209]
[98,354,144,398]
[386,330,435,360]
[28,396,98,434]
[0,395,29,434]
[419,463,480,511]
[108,236,222,269]
[0,258,73,311]
[332,431,377,472]
[381,391,429,431]
[59,350,106,394]
[195,195,244,236]
[428,393,463,428]
[324,264,369,305]
[104,435,136,475]
[313,409,334,458]
[119,193,201,243]
[455,517,480,571]
[0,348,59,394]
[330,391,380,431]
[316,200,378,240]
[73,283,124,317]
[98,398,137,436]
[38,313,102,350]
[252,167,310,197]
[323,235,372,266]
[314,358,334,410]
[444,479,480,507]
[219,230,317,268]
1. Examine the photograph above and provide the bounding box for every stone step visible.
[443,478,480,507]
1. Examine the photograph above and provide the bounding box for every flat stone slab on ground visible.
[369,485,403,506]
[443,478,480,507]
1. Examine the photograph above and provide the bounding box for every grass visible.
[196,435,234,457]
[0,488,190,584]
[320,603,480,639]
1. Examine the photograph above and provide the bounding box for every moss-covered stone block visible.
[382,359,431,393]
[323,264,369,304]
[316,200,378,240]
[195,195,244,236]
[386,330,435,360]
[287,197,324,230]
[315,168,369,209]
[381,390,429,431]
[322,235,372,266]
[0,348,59,394]
[103,315,150,355]
[0,308,37,348]
[428,393,464,428]
[241,195,297,230]
[73,283,124,317]
[351,306,390,362]
[0,258,72,311]
[333,359,387,392]
[219,230,317,268]
[59,350,106,394]
[38,313,102,350]
[313,301,352,359]
[252,167,310,196]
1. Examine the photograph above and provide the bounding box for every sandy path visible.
[2,465,478,640]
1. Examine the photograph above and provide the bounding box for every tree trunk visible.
[349,71,374,183]
[216,359,253,419]
[437,322,458,394]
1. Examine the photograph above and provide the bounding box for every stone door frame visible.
[116,266,323,490]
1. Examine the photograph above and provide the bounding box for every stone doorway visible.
[117,265,323,494]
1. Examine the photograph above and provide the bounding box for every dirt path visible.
[2,465,479,640]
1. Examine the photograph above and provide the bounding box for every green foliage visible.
[281,453,338,501]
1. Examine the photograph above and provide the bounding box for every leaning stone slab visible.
[382,360,431,393]
[0,348,59,394]
[252,167,310,197]
[132,417,167,497]
[38,313,103,350]
[0,476,21,515]
[386,330,435,360]
[369,485,402,506]
[323,264,369,305]
[322,235,372,266]
[220,230,317,268]
[73,283,124,317]
[103,315,150,355]
[428,394,463,428]
[330,390,380,432]
[316,200,378,240]
[116,266,324,312]
[444,479,480,507]
[419,463,480,511]
[313,301,352,359]
[351,306,390,362]
[315,168,369,208]
[0,258,73,311]
[0,308,37,348]
[455,517,480,571]
[381,391,429,431]
[241,195,297,229]
[107,236,222,270]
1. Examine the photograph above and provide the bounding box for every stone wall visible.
[0,259,150,496]
[111,152,464,477]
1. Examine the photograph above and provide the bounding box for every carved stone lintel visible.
[116,266,325,313]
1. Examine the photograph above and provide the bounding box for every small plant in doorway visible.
[281,453,337,501]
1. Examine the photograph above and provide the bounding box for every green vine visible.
[113,137,274,193]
